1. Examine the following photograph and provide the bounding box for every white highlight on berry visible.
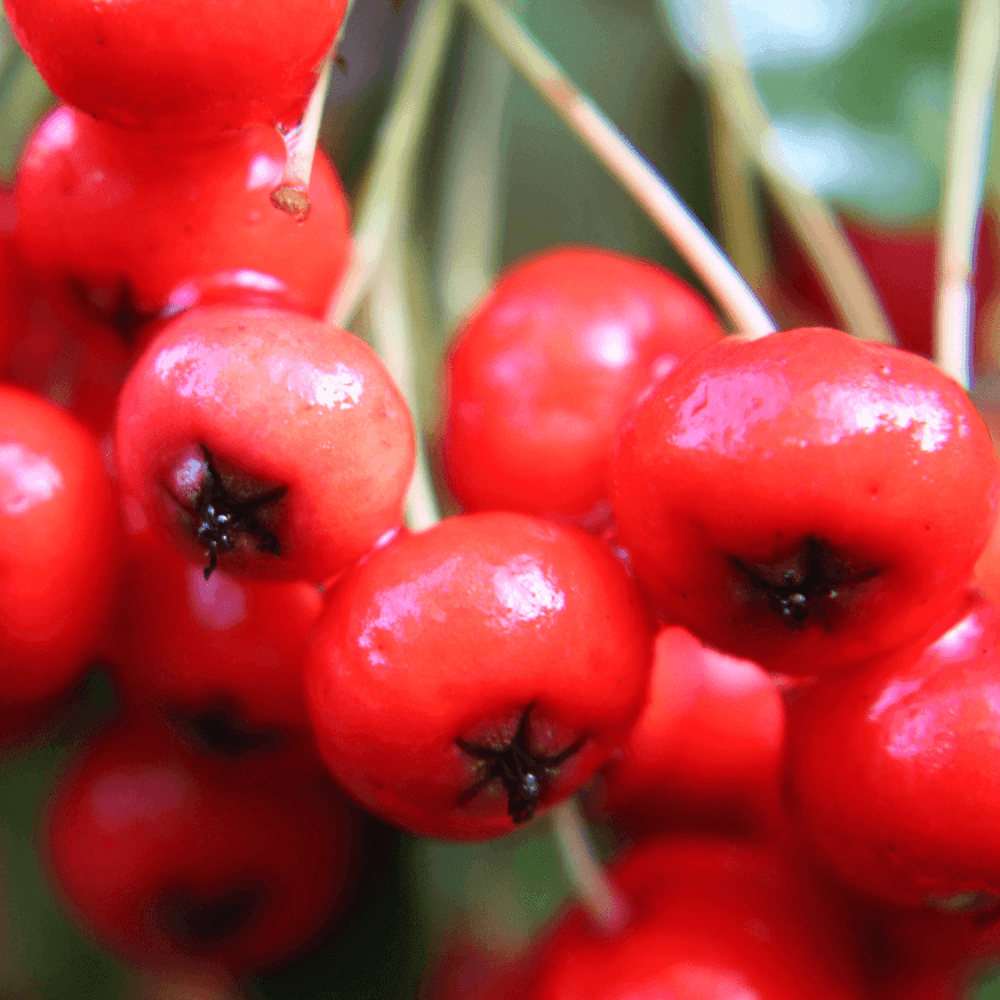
[0,443,64,515]
[811,381,953,452]
[355,559,461,671]
[491,558,566,625]
[246,151,280,191]
[586,322,639,370]
[669,372,792,453]
[153,341,229,401]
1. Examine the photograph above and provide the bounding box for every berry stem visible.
[549,798,630,936]
[327,0,458,328]
[707,88,771,300]
[271,51,334,221]
[935,0,1000,390]
[461,0,777,340]
[435,23,512,328]
[370,211,442,532]
[699,0,896,348]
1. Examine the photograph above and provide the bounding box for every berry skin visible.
[15,107,351,327]
[611,326,999,675]
[306,512,653,840]
[440,248,723,529]
[0,384,120,708]
[785,593,1000,906]
[115,305,415,583]
[520,837,869,1000]
[109,531,324,751]
[600,625,784,836]
[43,717,357,975]
[4,280,133,438]
[4,0,348,137]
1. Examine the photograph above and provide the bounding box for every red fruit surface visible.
[306,511,653,840]
[440,247,723,529]
[15,107,351,325]
[115,305,415,583]
[611,326,999,675]
[3,280,133,438]
[768,207,1000,366]
[601,625,783,835]
[0,188,22,371]
[786,594,1000,906]
[0,384,120,707]
[522,837,868,1000]
[44,717,357,975]
[110,531,323,743]
[4,0,348,136]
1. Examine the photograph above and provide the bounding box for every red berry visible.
[786,593,1000,906]
[109,531,324,749]
[115,305,415,583]
[4,0,348,136]
[4,280,133,438]
[0,384,120,708]
[44,717,357,975]
[611,327,999,675]
[15,107,351,327]
[521,837,869,1000]
[601,625,784,836]
[306,512,653,840]
[440,248,723,528]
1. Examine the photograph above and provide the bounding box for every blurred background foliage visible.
[1,0,1000,996]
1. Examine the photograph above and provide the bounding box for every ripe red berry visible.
[520,837,869,1000]
[306,512,653,840]
[611,326,999,675]
[0,384,120,708]
[785,593,1000,906]
[440,248,723,528]
[115,305,415,583]
[4,0,348,137]
[44,717,357,975]
[109,531,324,750]
[15,107,351,328]
[600,625,784,836]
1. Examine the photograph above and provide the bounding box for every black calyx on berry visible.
[169,703,284,758]
[181,444,286,580]
[159,884,266,950]
[456,703,585,824]
[732,535,878,629]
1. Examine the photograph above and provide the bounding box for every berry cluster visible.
[2,2,1000,998]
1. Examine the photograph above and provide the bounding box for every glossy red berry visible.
[0,384,120,708]
[109,531,324,749]
[4,0,348,137]
[306,512,653,840]
[785,593,1000,906]
[44,717,357,975]
[600,625,784,836]
[440,248,723,528]
[521,837,869,1000]
[15,107,351,327]
[611,326,999,675]
[115,305,415,583]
